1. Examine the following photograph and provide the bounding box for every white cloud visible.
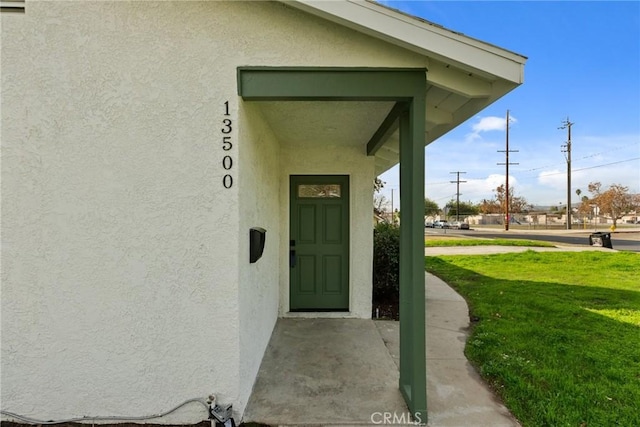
[473,116,508,133]
[538,169,565,190]
[422,174,519,205]
[466,115,517,142]
[463,174,518,200]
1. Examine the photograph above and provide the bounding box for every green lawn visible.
[425,251,640,427]
[425,238,555,248]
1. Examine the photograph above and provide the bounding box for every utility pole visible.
[449,171,467,221]
[559,117,574,230]
[497,110,518,231]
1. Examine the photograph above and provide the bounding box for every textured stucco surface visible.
[1,0,426,423]
[236,102,280,415]
[278,143,376,319]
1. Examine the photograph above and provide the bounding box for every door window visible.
[297,184,341,198]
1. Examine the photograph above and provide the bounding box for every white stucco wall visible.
[1,1,427,423]
[236,102,281,413]
[279,144,376,319]
[1,2,242,423]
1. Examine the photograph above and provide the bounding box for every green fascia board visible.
[238,67,426,101]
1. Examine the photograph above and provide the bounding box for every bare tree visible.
[494,184,532,214]
[374,177,385,193]
[587,181,636,227]
[478,198,501,214]
[577,195,592,220]
[374,194,389,216]
[372,178,388,217]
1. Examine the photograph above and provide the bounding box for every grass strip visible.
[425,251,640,427]
[425,238,555,248]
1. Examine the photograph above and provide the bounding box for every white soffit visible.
[255,101,395,147]
[285,0,527,84]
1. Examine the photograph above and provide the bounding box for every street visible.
[426,227,640,253]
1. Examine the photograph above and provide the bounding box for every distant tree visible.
[374,178,388,216]
[634,194,640,212]
[444,200,479,218]
[478,198,501,214]
[587,181,636,227]
[374,177,385,193]
[577,195,592,218]
[424,198,440,216]
[574,189,586,218]
[494,184,532,214]
[374,194,389,216]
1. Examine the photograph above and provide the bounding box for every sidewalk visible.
[375,273,520,427]
[425,244,615,257]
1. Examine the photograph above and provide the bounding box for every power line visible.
[429,155,638,183]
[538,157,640,177]
[577,145,633,161]
[519,144,635,174]
[574,157,640,172]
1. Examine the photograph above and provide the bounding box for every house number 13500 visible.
[221,101,233,188]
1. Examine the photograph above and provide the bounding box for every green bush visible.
[373,222,400,303]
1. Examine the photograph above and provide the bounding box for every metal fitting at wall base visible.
[208,401,235,427]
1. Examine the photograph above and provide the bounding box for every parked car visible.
[450,221,470,230]
[433,220,450,229]
[424,221,434,228]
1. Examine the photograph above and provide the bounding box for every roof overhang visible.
[269,0,527,174]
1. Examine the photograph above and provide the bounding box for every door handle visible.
[289,240,296,267]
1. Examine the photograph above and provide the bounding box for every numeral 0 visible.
[223,174,233,189]
[222,156,232,170]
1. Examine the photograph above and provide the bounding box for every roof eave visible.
[283,0,526,84]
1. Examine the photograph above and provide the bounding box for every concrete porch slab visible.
[243,318,408,426]
[244,273,520,426]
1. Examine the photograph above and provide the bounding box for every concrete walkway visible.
[244,272,522,426]
[376,274,520,427]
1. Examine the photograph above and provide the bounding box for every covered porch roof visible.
[238,1,527,422]
[256,0,527,175]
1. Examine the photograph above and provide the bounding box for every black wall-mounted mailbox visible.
[249,227,266,263]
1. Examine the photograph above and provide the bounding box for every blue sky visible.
[377,1,640,208]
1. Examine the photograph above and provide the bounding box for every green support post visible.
[399,92,427,423]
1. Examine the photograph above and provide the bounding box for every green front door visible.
[290,175,349,311]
